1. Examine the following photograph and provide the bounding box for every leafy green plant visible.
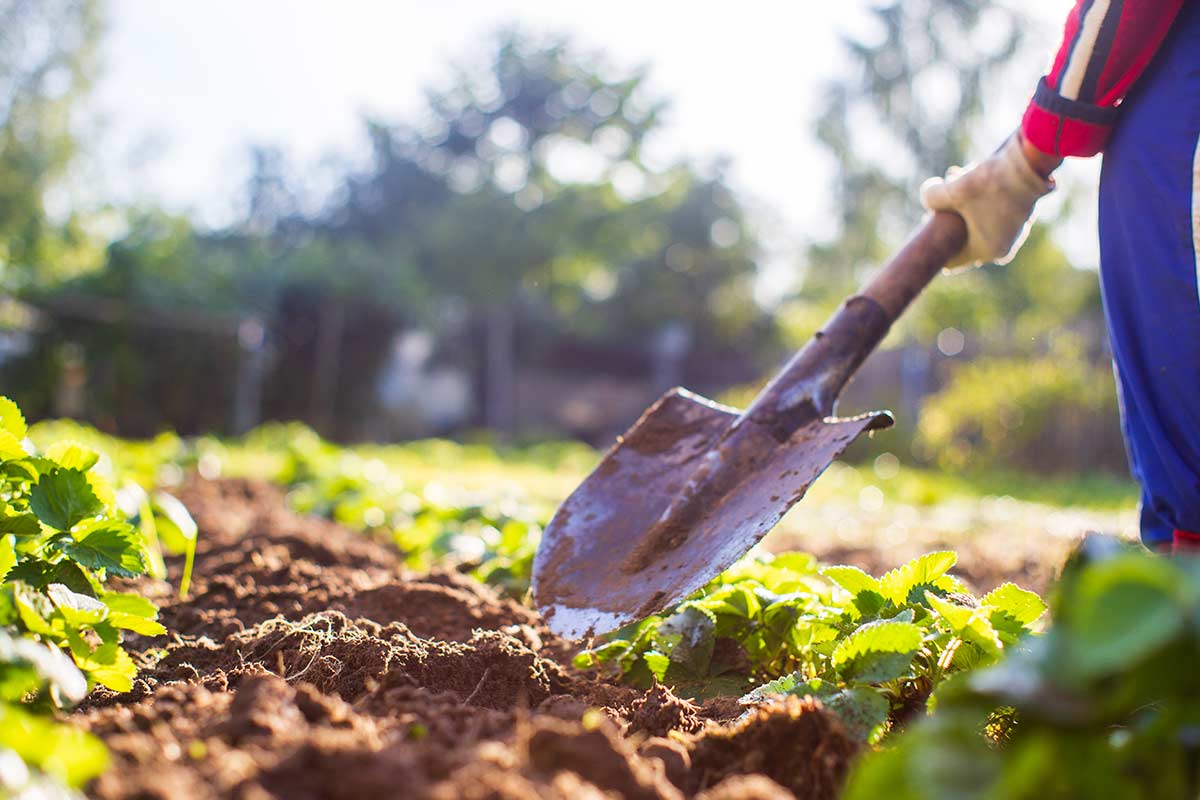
[844,537,1200,799]
[267,426,545,597]
[0,627,108,794]
[576,550,1045,742]
[0,397,164,693]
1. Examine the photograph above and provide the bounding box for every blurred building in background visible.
[0,0,1129,476]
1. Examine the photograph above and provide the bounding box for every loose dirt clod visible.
[76,478,859,799]
[630,683,703,737]
[685,696,859,800]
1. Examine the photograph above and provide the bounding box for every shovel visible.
[532,210,968,639]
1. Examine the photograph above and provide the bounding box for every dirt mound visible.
[687,696,859,799]
[78,478,857,799]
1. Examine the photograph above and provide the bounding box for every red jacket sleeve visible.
[1021,0,1185,158]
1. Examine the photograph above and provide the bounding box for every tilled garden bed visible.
[77,479,857,799]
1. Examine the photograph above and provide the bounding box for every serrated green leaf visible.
[8,558,53,589]
[0,431,26,461]
[880,551,958,605]
[2,457,45,483]
[833,620,924,683]
[43,441,100,472]
[926,591,1002,659]
[0,398,26,440]
[29,468,102,530]
[0,512,42,537]
[740,671,803,704]
[59,521,146,578]
[823,565,882,597]
[853,590,888,618]
[13,558,94,597]
[820,686,891,742]
[47,583,109,626]
[981,583,1047,628]
[68,637,137,693]
[925,591,973,629]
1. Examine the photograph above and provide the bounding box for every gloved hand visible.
[921,135,1056,270]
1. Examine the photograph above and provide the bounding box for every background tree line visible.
[0,0,1126,475]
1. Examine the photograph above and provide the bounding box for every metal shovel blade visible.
[532,387,891,639]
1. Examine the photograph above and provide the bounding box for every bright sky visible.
[90,0,1093,296]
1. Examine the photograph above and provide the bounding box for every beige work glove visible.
[920,135,1055,270]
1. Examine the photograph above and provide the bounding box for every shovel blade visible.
[533,387,890,639]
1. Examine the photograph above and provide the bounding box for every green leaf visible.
[100,591,159,619]
[29,468,103,530]
[151,491,197,597]
[0,703,109,787]
[59,520,147,578]
[43,441,100,472]
[832,620,924,683]
[13,584,59,637]
[0,431,26,461]
[0,512,42,537]
[657,605,716,677]
[926,591,1002,659]
[820,686,890,742]
[0,629,88,703]
[47,584,109,626]
[0,538,15,583]
[880,551,958,605]
[10,558,95,596]
[1062,555,1186,679]
[740,671,802,704]
[0,397,27,440]
[102,591,165,637]
[107,612,166,637]
[644,651,670,681]
[741,674,888,742]
[823,565,882,597]
[66,634,137,693]
[981,583,1047,628]
[150,491,197,551]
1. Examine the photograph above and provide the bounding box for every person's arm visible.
[1022,0,1185,159]
[923,0,1186,269]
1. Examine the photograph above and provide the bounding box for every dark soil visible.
[77,479,859,800]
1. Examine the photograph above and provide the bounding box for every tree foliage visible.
[0,0,104,287]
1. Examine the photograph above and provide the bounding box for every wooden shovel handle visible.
[742,209,969,436]
[861,210,968,320]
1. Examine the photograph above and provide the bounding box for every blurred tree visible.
[0,0,104,287]
[797,0,1104,349]
[19,27,775,439]
[787,0,1115,471]
[805,0,1024,290]
[309,30,773,434]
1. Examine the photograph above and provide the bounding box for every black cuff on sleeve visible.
[1033,77,1120,126]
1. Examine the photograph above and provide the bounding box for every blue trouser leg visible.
[1097,0,1200,547]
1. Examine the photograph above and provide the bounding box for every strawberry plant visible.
[845,536,1200,799]
[0,397,165,693]
[266,427,544,597]
[576,550,1045,741]
[0,627,108,795]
